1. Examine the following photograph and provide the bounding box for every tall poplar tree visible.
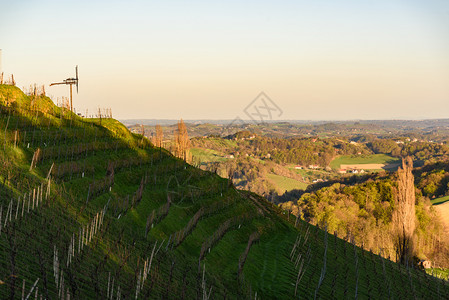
[393,156,416,264]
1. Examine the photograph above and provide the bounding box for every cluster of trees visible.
[216,157,278,196]
[173,119,190,160]
[368,138,449,162]
[280,159,449,266]
[415,162,449,199]
[253,138,339,167]
[151,124,163,148]
[152,120,191,161]
[368,139,402,156]
[197,154,311,197]
[265,137,371,167]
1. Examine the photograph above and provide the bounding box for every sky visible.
[1,0,448,121]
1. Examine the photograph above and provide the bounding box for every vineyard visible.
[0,84,448,299]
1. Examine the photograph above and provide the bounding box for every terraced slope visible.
[0,84,448,299]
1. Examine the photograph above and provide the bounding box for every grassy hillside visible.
[190,147,229,163]
[266,174,308,193]
[0,84,448,299]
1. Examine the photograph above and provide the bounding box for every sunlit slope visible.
[0,84,447,299]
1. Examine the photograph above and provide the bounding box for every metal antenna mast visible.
[50,66,79,112]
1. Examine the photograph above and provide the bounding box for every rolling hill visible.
[0,84,448,299]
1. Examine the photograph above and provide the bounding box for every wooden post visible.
[32,189,36,210]
[22,194,25,217]
[24,278,39,300]
[70,84,73,113]
[4,115,10,150]
[15,197,19,220]
[36,187,39,208]
[14,130,18,147]
[78,229,81,253]
[22,279,26,300]
[107,272,111,299]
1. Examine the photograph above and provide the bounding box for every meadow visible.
[190,147,229,163]
[266,173,308,193]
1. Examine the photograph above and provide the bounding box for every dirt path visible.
[434,202,449,233]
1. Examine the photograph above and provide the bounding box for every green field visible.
[267,173,308,192]
[330,154,400,169]
[190,147,229,163]
[431,195,449,205]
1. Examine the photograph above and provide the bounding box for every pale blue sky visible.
[1,0,448,120]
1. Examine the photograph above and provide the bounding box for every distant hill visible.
[0,84,448,298]
[126,118,449,145]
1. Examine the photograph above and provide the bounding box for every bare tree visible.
[392,156,416,264]
[174,119,190,161]
[155,125,163,148]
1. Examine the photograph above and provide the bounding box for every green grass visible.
[190,147,229,163]
[330,154,400,169]
[267,173,308,192]
[431,195,449,205]
[426,268,449,280]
